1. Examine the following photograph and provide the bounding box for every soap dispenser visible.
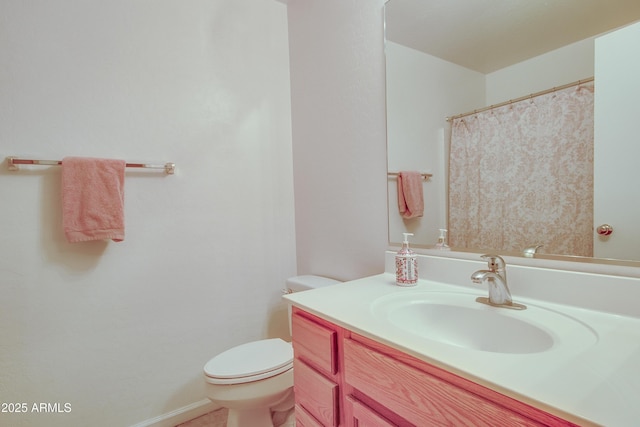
[396,233,418,286]
[435,229,450,250]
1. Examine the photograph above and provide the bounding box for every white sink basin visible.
[371,291,597,354]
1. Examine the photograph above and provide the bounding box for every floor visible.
[176,408,295,427]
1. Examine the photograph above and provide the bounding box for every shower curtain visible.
[448,81,594,257]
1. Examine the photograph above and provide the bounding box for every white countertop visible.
[285,272,640,426]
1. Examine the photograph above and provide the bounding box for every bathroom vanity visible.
[292,308,575,426]
[285,252,640,426]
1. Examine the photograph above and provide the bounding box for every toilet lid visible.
[204,338,293,385]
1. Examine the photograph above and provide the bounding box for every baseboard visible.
[130,399,220,427]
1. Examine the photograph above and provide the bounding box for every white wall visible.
[0,1,295,426]
[386,42,485,246]
[287,0,389,281]
[485,38,594,104]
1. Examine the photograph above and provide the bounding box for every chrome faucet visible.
[471,254,512,306]
[523,244,543,258]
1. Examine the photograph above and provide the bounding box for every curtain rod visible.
[445,77,594,122]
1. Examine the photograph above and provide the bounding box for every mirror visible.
[385,0,640,264]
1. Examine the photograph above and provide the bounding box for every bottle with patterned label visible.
[396,233,418,286]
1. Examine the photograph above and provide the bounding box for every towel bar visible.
[6,156,175,174]
[388,172,432,179]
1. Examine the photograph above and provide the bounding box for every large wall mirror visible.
[385,0,640,265]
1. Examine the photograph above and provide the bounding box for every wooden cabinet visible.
[291,308,340,426]
[291,307,577,427]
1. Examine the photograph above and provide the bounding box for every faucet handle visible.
[523,244,543,257]
[480,254,505,271]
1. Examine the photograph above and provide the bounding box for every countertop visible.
[284,272,640,427]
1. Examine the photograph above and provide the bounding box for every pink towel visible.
[62,157,126,243]
[397,171,424,219]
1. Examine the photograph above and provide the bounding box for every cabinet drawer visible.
[294,359,339,426]
[292,312,337,375]
[344,339,544,426]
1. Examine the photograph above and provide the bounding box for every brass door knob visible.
[596,224,613,236]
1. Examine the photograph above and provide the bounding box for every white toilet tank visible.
[284,275,340,335]
[285,275,340,293]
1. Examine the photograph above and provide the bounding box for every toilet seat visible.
[204,338,293,385]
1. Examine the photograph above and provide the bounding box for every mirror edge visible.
[387,245,640,278]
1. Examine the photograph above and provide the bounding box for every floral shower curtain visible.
[448,81,594,257]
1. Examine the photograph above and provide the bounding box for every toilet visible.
[203,275,340,427]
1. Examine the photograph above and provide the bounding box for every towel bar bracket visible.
[7,156,18,171]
